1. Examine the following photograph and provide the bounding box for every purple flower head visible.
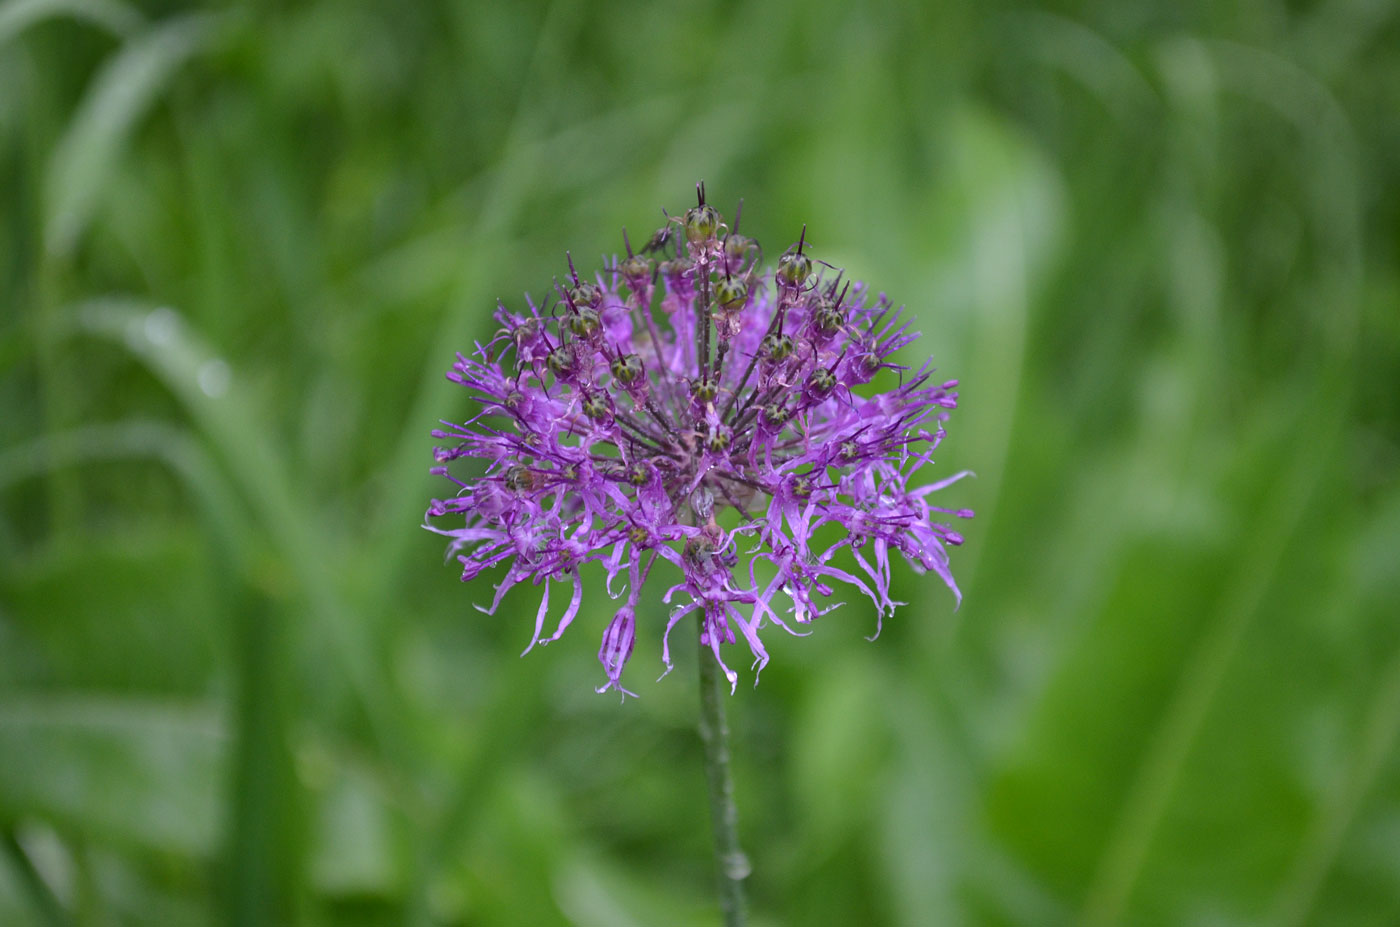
[426,185,972,697]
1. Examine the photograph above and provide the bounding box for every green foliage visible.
[2,0,1399,924]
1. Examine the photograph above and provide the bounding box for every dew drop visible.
[721,851,751,880]
[144,307,179,346]
[198,359,231,397]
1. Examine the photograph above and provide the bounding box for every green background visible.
[3,0,1399,924]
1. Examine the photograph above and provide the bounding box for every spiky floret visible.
[426,185,972,696]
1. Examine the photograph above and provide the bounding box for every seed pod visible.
[806,366,836,399]
[761,333,795,362]
[724,234,755,260]
[761,403,791,428]
[569,282,602,308]
[505,465,537,493]
[777,250,812,287]
[619,253,653,280]
[812,301,844,337]
[684,204,722,244]
[610,353,644,386]
[716,277,748,313]
[705,428,731,452]
[569,308,602,338]
[546,344,576,378]
[583,394,611,421]
[659,256,694,280]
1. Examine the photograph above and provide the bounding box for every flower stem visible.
[697,614,749,927]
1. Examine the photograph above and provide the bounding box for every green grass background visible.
[3,0,1399,924]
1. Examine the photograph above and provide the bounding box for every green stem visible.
[697,615,749,927]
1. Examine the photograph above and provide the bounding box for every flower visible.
[426,185,972,696]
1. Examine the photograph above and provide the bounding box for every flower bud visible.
[596,606,637,697]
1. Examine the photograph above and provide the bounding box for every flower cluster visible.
[427,186,971,696]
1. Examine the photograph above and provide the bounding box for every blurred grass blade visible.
[66,298,409,774]
[0,419,258,569]
[1,827,73,927]
[43,12,221,257]
[0,698,226,855]
[0,0,142,46]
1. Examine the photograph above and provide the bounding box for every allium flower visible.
[426,185,972,696]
